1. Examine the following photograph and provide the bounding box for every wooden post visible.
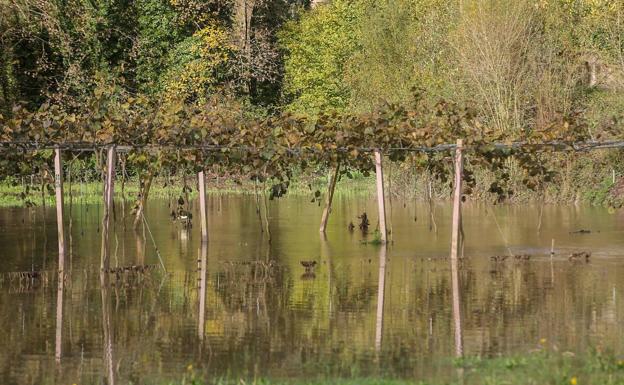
[450,139,464,357]
[54,148,66,274]
[198,170,208,244]
[319,162,341,233]
[374,150,387,243]
[101,146,116,272]
[450,140,464,261]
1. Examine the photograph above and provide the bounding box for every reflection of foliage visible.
[215,260,283,311]
[333,280,376,312]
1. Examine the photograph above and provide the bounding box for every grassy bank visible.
[162,349,624,385]
[0,172,375,208]
[1,153,623,208]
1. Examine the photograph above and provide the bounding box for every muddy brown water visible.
[1,194,624,384]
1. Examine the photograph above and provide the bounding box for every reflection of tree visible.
[333,278,377,312]
[214,261,284,311]
[2,254,624,383]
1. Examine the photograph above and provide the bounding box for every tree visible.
[280,0,363,115]
[161,25,237,103]
[345,0,455,112]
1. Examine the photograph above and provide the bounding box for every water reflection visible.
[375,245,387,353]
[54,271,63,364]
[0,197,624,384]
[198,242,207,341]
[101,273,115,385]
[450,252,463,357]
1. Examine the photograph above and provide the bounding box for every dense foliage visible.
[0,83,596,205]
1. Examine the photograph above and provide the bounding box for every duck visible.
[348,222,355,232]
[300,260,317,269]
[568,251,591,262]
[358,212,370,231]
[569,229,591,234]
[514,254,532,261]
[490,255,509,262]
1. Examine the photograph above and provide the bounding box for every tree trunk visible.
[319,162,340,233]
[234,0,256,92]
[133,172,153,229]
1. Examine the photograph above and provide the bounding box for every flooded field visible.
[1,194,624,384]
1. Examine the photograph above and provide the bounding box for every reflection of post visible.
[101,274,115,385]
[320,234,334,313]
[375,245,388,352]
[550,239,555,285]
[374,150,387,243]
[198,241,207,340]
[55,269,64,364]
[101,146,116,272]
[450,251,464,357]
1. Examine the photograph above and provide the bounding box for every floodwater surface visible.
[1,194,624,384]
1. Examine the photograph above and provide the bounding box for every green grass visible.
[157,349,624,385]
[0,160,620,208]
[0,173,376,208]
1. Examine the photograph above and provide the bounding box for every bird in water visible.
[348,222,355,232]
[358,212,370,231]
[514,254,532,261]
[490,255,509,262]
[568,251,591,262]
[300,260,317,270]
[569,229,592,234]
